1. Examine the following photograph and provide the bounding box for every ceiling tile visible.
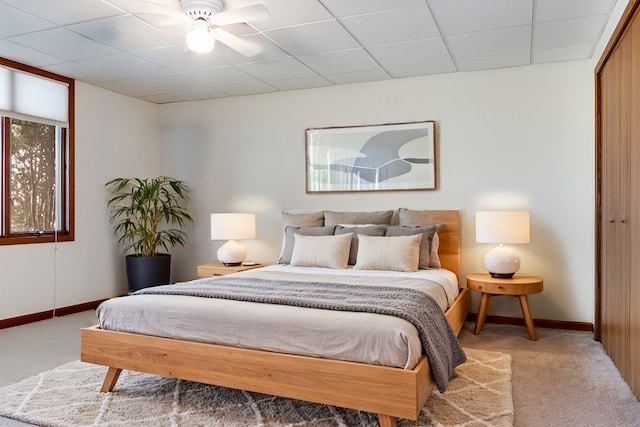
[456,51,530,72]
[216,81,278,96]
[129,73,209,93]
[133,44,228,72]
[447,25,531,60]
[534,15,607,51]
[93,79,162,97]
[340,5,440,47]
[368,37,456,77]
[183,65,262,87]
[8,27,120,61]
[297,48,381,75]
[243,0,333,31]
[43,61,118,83]
[2,0,125,26]
[264,20,360,56]
[0,2,56,37]
[385,60,457,78]
[269,75,331,91]
[237,57,316,81]
[324,68,392,85]
[170,88,231,101]
[67,15,178,52]
[534,44,594,64]
[139,93,185,104]
[0,39,64,67]
[77,53,169,78]
[430,0,532,35]
[536,0,616,22]
[368,38,451,67]
[321,0,425,18]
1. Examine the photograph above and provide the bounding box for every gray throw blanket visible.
[135,276,466,392]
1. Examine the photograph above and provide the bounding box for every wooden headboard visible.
[418,210,461,281]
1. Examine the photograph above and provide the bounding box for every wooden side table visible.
[197,262,264,278]
[466,272,543,341]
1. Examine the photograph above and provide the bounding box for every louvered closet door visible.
[600,29,632,384]
[628,10,640,397]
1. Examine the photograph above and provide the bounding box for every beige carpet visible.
[0,348,512,427]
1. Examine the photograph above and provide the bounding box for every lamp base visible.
[217,240,247,266]
[484,244,520,279]
[489,272,516,279]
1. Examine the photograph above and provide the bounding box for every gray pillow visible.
[335,225,387,265]
[324,210,394,226]
[282,211,324,227]
[385,224,441,269]
[279,226,336,264]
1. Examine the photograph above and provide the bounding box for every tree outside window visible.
[9,119,58,233]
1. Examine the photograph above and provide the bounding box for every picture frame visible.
[305,121,436,193]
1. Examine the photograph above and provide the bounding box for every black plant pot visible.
[125,253,171,292]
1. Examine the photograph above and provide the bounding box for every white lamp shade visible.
[475,211,530,244]
[211,213,256,240]
[476,211,530,278]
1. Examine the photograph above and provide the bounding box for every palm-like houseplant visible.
[105,176,193,291]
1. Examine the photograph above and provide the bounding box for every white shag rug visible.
[0,348,512,426]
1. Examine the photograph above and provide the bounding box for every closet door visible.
[628,10,640,397]
[600,28,631,385]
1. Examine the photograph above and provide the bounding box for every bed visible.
[81,209,470,427]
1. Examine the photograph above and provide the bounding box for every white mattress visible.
[97,265,459,370]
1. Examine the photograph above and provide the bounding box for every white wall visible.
[159,60,595,323]
[0,82,160,320]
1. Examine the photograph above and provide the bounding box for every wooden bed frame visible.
[81,210,470,427]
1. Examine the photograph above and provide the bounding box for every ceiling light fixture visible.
[186,17,215,53]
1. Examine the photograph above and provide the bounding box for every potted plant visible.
[105,176,193,292]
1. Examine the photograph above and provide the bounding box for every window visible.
[0,57,74,245]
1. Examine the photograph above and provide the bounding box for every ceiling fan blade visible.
[212,28,262,57]
[212,4,270,25]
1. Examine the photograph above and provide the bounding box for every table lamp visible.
[210,213,256,266]
[475,211,530,278]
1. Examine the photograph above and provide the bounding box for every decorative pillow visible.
[324,210,394,226]
[281,210,324,227]
[279,226,336,264]
[398,208,432,226]
[430,232,442,269]
[335,225,387,265]
[290,233,352,269]
[353,234,422,272]
[385,224,441,269]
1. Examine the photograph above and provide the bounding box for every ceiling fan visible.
[130,0,270,56]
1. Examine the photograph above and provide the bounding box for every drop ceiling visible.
[0,0,619,104]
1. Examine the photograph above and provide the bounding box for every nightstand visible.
[197,262,264,278]
[466,272,543,341]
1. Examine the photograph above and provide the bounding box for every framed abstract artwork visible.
[305,121,436,193]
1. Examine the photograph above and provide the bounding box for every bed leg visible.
[378,414,396,427]
[100,367,122,392]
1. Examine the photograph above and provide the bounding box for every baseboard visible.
[0,299,106,330]
[466,312,593,332]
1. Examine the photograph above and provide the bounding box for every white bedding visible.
[97,265,459,370]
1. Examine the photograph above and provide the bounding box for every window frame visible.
[0,57,75,245]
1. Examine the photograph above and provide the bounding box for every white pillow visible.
[354,234,422,272]
[290,233,352,269]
